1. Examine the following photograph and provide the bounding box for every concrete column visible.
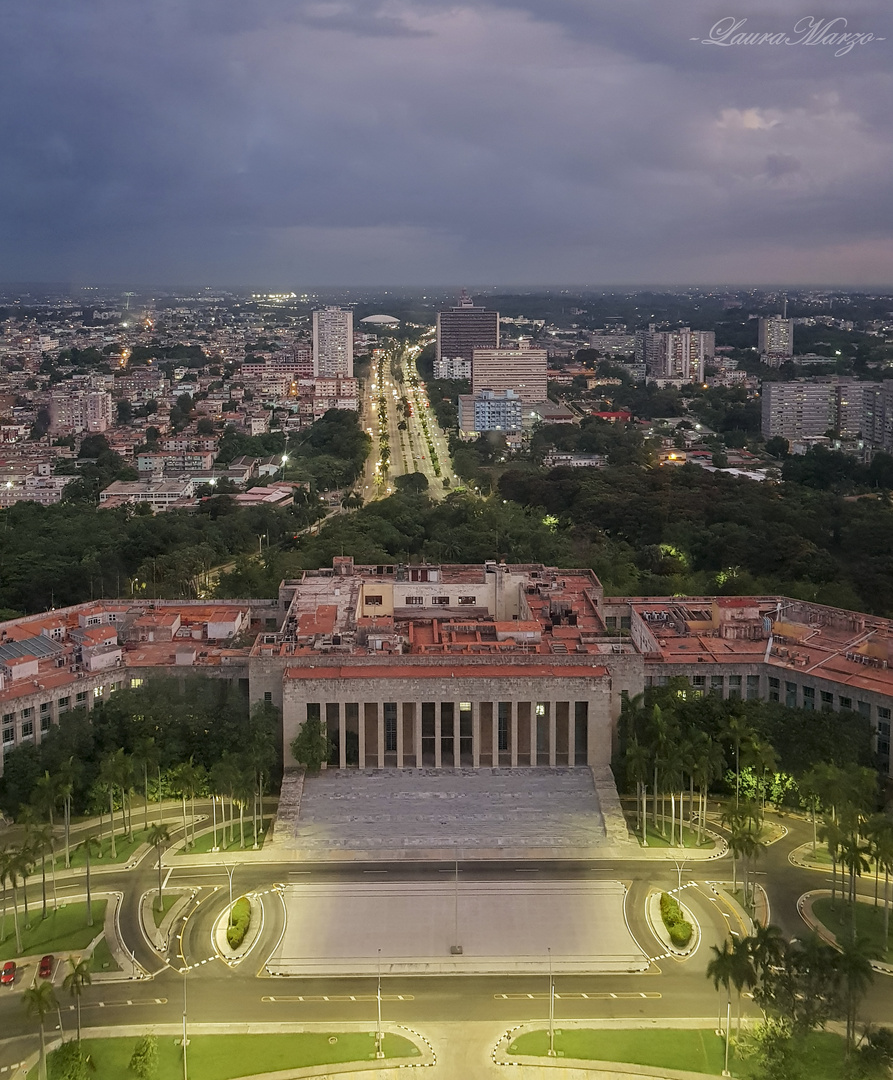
[377,702,385,768]
[492,703,499,768]
[472,703,480,769]
[530,704,537,767]
[415,703,423,768]
[549,702,557,767]
[567,706,575,768]
[396,702,404,768]
[510,702,518,768]
[339,705,347,770]
[453,703,461,768]
[434,703,442,769]
[358,705,366,770]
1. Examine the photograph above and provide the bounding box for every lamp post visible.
[672,860,691,892]
[221,863,235,927]
[547,947,557,1057]
[375,948,384,1059]
[450,854,462,955]
[722,999,731,1076]
[182,966,189,1080]
[211,796,219,852]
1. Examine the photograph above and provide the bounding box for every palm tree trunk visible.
[875,859,880,908]
[11,883,22,953]
[109,790,117,859]
[181,795,188,849]
[190,792,196,846]
[64,797,71,869]
[831,855,837,906]
[38,1019,46,1080]
[652,766,658,829]
[22,874,29,928]
[144,765,150,832]
[884,870,890,952]
[85,848,93,928]
[76,995,82,1042]
[641,784,647,845]
[41,852,47,920]
[156,845,163,912]
[239,802,245,849]
[670,793,676,848]
[49,839,57,911]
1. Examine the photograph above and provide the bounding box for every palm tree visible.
[0,846,13,946]
[234,769,256,850]
[837,934,877,1052]
[23,980,57,1080]
[57,756,82,869]
[23,980,58,1080]
[875,826,893,952]
[819,815,844,908]
[746,923,785,996]
[132,737,159,832]
[99,752,121,859]
[624,737,650,845]
[706,939,736,1033]
[78,835,101,928]
[730,935,757,1038]
[692,735,725,845]
[721,711,753,807]
[6,847,29,953]
[29,824,54,921]
[171,759,200,850]
[62,955,92,1043]
[147,823,171,912]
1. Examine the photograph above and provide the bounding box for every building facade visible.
[471,342,548,404]
[758,316,794,361]
[312,307,354,378]
[457,388,523,436]
[436,292,499,370]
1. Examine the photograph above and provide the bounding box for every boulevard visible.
[3,801,893,1076]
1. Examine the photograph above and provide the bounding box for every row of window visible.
[1,682,125,751]
[367,595,479,607]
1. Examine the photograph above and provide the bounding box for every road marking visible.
[363,870,388,874]
[495,992,661,1001]
[514,869,539,873]
[288,871,312,876]
[262,995,414,1003]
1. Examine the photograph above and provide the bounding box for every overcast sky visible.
[1,1,891,287]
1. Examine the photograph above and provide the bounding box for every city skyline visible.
[1,1,891,287]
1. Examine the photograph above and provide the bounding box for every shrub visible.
[226,896,252,949]
[129,1033,159,1079]
[660,892,693,948]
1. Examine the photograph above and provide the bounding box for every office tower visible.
[471,340,548,404]
[436,290,499,372]
[761,381,834,440]
[458,389,523,435]
[312,307,354,378]
[758,316,794,360]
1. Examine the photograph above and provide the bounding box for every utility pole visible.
[547,947,557,1056]
[375,949,384,1058]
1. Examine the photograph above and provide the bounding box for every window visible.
[40,715,51,733]
[768,677,780,689]
[746,675,759,700]
[458,596,476,606]
[22,707,33,719]
[878,720,891,737]
[384,702,398,752]
[803,686,815,711]
[2,726,13,745]
[820,690,834,710]
[405,596,424,606]
[306,703,321,722]
[728,675,742,687]
[858,701,871,719]
[497,703,510,752]
[264,692,272,703]
[21,720,33,738]
[880,707,892,722]
[535,703,546,716]
[840,696,852,710]
[364,594,383,606]
[40,702,50,716]
[57,697,70,709]
[129,678,142,690]
[710,676,724,692]
[433,596,450,605]
[75,691,87,704]
[93,686,104,699]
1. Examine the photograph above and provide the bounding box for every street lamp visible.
[375,948,385,1058]
[181,966,189,1080]
[547,947,557,1056]
[221,863,236,927]
[672,860,691,892]
[211,796,219,852]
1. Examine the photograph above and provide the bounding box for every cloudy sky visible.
[1,1,891,286]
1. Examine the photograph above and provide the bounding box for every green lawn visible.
[812,896,893,961]
[632,822,715,850]
[34,1032,418,1080]
[178,819,270,855]
[509,1028,847,1078]
[53,829,151,869]
[0,901,107,956]
[151,892,179,927]
[89,935,121,973]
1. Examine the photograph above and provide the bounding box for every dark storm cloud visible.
[0,0,890,284]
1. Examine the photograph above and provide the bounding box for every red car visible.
[38,955,54,980]
[1,961,15,986]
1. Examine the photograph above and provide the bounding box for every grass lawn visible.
[812,896,893,961]
[151,892,179,927]
[178,819,270,855]
[0,901,107,956]
[89,936,121,973]
[54,829,150,869]
[33,1032,418,1080]
[509,1028,847,1079]
[632,822,715,850]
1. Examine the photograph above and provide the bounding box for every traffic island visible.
[213,892,264,966]
[801,890,893,971]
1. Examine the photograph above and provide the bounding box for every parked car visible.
[1,961,15,986]
[38,955,54,980]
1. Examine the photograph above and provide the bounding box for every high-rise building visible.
[471,340,548,404]
[761,381,833,440]
[635,326,713,383]
[48,389,113,435]
[312,307,353,378]
[758,316,794,361]
[458,389,523,436]
[863,383,893,451]
[436,291,499,371]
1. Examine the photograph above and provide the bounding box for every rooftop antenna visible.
[782,295,787,319]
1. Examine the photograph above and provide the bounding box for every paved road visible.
[3,809,893,1075]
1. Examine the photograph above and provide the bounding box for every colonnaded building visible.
[1,557,892,777]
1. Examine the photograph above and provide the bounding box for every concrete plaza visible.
[266,878,649,976]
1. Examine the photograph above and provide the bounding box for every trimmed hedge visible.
[659,892,693,948]
[226,897,252,949]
